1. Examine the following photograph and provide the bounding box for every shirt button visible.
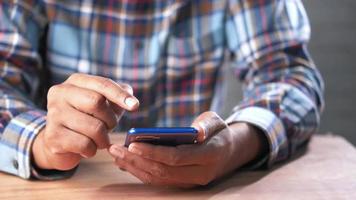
[13,160,19,169]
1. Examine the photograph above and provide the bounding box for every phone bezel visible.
[124,127,198,147]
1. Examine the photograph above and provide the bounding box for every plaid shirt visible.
[0,0,324,179]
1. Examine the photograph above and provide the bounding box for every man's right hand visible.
[32,73,139,171]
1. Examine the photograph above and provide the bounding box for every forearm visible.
[227,46,324,167]
[225,0,324,167]
[0,2,75,179]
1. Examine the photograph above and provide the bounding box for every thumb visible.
[110,83,137,120]
[191,111,227,143]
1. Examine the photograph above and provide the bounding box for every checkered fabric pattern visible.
[0,0,324,179]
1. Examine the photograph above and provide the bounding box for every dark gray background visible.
[223,0,356,145]
[304,0,356,144]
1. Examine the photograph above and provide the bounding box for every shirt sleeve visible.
[224,0,325,167]
[0,1,73,180]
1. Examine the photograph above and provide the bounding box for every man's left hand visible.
[108,111,267,188]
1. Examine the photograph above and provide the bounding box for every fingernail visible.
[128,144,142,155]
[110,146,124,159]
[124,97,139,108]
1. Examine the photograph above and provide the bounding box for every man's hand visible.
[108,111,267,188]
[32,73,139,171]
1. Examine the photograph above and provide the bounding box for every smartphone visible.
[124,127,198,147]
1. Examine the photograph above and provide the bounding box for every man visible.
[0,0,324,187]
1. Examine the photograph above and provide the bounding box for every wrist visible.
[32,127,52,170]
[228,122,269,167]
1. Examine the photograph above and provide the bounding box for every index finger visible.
[126,142,217,166]
[66,73,139,111]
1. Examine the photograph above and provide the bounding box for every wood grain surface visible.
[1,134,355,200]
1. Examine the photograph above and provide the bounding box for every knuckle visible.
[120,152,127,160]
[86,93,106,110]
[67,73,81,82]
[107,117,117,130]
[91,120,107,134]
[45,131,64,154]
[115,157,125,166]
[48,145,62,155]
[47,84,69,108]
[141,174,153,185]
[79,137,95,151]
[98,78,113,90]
[119,83,133,94]
[151,164,168,178]
[47,84,59,96]
[114,89,126,101]
[125,155,136,165]
[47,84,62,100]
[47,110,63,127]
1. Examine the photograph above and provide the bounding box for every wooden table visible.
[1,134,356,200]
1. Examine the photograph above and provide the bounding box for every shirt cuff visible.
[1,110,46,179]
[225,106,288,168]
[0,109,76,180]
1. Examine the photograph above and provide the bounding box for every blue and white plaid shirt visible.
[0,0,324,179]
